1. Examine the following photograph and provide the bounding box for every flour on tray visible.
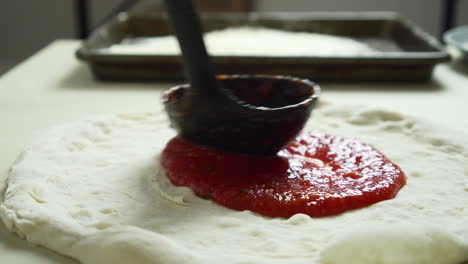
[105,27,385,57]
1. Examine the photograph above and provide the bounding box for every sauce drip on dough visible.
[161,132,406,218]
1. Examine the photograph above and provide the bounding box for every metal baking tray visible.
[76,12,450,82]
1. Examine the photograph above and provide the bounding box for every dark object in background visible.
[440,0,458,38]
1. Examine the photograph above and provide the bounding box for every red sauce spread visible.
[161,132,406,218]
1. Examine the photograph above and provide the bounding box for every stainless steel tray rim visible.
[77,48,450,63]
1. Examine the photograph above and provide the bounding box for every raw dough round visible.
[1,102,468,264]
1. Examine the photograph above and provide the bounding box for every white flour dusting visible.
[105,27,393,57]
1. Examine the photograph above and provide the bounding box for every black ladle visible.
[162,0,320,155]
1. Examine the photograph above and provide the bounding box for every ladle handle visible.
[164,0,219,98]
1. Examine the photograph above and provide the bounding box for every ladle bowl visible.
[162,74,320,155]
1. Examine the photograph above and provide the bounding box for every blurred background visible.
[1,0,467,74]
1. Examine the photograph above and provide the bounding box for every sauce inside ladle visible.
[162,0,320,155]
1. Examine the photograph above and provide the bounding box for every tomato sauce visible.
[161,132,406,218]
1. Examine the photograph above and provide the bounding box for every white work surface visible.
[1,40,468,264]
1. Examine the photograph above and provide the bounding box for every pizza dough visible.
[1,102,468,264]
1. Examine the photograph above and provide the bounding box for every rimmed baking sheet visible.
[77,12,450,82]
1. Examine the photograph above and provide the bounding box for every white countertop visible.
[1,40,467,263]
